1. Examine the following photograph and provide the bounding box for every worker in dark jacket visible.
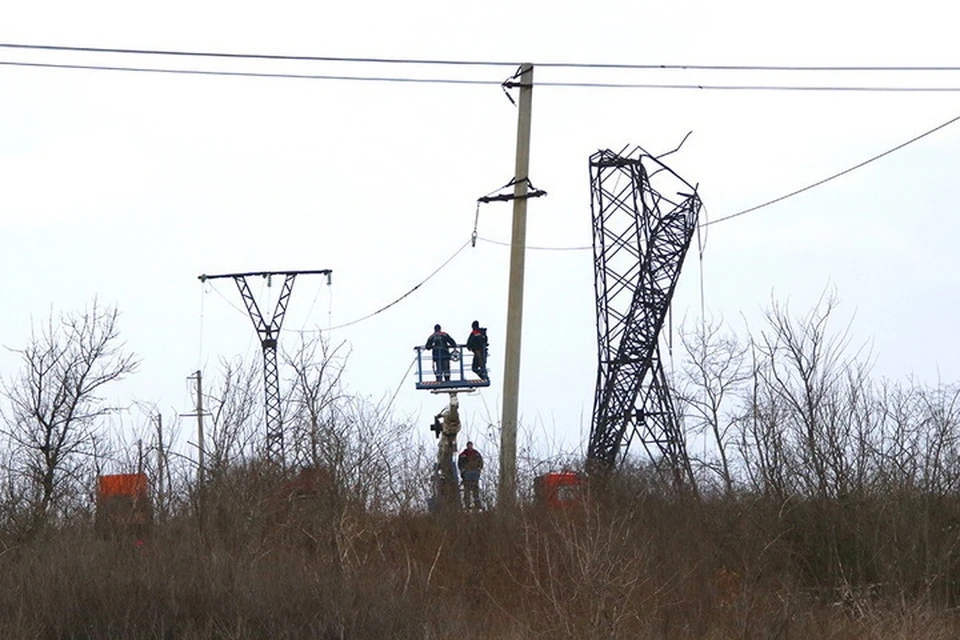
[425,324,457,381]
[466,320,488,380]
[458,441,484,510]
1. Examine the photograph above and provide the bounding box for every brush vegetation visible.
[1,295,960,638]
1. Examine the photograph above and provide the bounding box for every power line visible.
[536,82,960,92]
[477,236,591,251]
[6,59,960,92]
[0,42,514,66]
[0,60,504,85]
[704,111,960,225]
[478,110,960,247]
[5,43,960,72]
[291,238,472,334]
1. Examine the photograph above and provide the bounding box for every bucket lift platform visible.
[414,345,491,391]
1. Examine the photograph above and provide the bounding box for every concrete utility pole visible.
[499,63,534,510]
[185,370,206,487]
[155,413,164,510]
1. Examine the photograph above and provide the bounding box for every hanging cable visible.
[373,356,419,433]
[205,280,249,318]
[198,281,207,373]
[696,209,708,364]
[475,236,591,251]
[704,111,960,226]
[291,238,472,333]
[479,109,960,248]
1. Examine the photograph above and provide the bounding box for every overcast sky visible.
[2,0,959,469]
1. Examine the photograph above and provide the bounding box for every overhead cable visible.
[5,59,960,91]
[476,236,591,251]
[478,110,960,247]
[5,43,960,72]
[291,238,472,333]
[0,60,504,85]
[0,42,515,66]
[704,111,960,225]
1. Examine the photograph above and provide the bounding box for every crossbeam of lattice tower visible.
[198,270,332,464]
[587,148,700,485]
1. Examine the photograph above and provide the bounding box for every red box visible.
[98,473,149,499]
[534,471,585,509]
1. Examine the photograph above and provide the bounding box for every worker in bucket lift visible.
[466,320,488,380]
[458,441,484,510]
[425,324,457,381]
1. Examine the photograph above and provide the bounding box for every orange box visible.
[98,473,149,499]
[534,471,585,509]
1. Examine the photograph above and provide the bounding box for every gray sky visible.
[2,0,959,465]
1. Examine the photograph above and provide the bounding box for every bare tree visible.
[203,356,262,478]
[283,333,349,470]
[735,336,796,499]
[1,301,138,529]
[676,317,750,495]
[281,333,424,513]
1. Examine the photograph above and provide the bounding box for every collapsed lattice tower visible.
[587,147,701,485]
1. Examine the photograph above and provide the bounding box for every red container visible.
[534,471,584,509]
[96,473,152,539]
[98,473,149,499]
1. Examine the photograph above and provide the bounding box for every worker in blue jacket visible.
[425,324,457,381]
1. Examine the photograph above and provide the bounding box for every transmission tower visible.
[586,147,700,486]
[199,270,332,464]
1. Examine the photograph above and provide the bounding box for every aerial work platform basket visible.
[414,344,491,391]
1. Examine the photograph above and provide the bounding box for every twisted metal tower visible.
[587,147,700,485]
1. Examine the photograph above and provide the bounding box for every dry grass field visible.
[3,470,960,640]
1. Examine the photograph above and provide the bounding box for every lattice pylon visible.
[587,147,700,486]
[234,274,296,464]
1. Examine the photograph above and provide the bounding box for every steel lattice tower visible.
[199,270,332,464]
[587,147,700,485]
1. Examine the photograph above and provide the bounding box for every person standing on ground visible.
[425,324,457,381]
[458,441,484,510]
[466,320,488,380]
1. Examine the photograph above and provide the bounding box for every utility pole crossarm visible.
[198,270,332,282]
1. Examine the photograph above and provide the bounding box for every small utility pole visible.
[195,371,205,486]
[499,63,534,510]
[155,413,164,511]
[183,370,206,487]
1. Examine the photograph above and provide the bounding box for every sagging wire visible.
[198,280,206,374]
[289,237,473,333]
[696,201,709,364]
[703,111,960,226]
[475,236,591,251]
[372,355,420,435]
